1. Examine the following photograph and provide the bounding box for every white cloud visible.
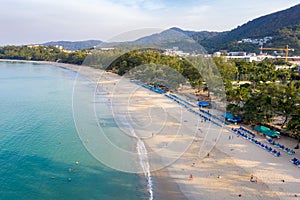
[111,0,165,10]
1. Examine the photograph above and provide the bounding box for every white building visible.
[227,52,247,56]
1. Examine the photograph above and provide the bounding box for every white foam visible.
[121,116,154,200]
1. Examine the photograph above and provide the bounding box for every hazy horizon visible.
[1,0,300,45]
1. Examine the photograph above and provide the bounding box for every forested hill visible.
[6,4,300,54]
[132,27,218,44]
[96,27,219,53]
[195,4,300,54]
[42,40,102,50]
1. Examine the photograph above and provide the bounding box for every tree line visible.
[1,45,299,138]
[214,57,300,139]
[0,46,87,65]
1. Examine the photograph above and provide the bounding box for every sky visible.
[1,0,300,45]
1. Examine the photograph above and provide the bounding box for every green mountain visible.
[102,2,300,55]
[132,27,218,43]
[42,40,102,50]
[96,27,218,53]
[39,4,300,55]
[195,4,300,54]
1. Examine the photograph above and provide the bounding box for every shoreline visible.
[1,59,300,200]
[0,59,184,200]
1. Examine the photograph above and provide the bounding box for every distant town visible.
[25,42,300,71]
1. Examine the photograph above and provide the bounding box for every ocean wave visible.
[121,116,154,200]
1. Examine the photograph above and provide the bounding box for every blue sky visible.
[1,0,299,45]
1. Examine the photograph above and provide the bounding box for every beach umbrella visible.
[221,112,242,123]
[234,116,243,123]
[222,112,234,119]
[227,116,243,123]
[197,101,210,107]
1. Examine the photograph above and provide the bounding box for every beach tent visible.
[253,125,270,133]
[253,126,280,137]
[197,101,210,107]
[263,130,280,137]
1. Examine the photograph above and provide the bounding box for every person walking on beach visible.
[189,174,194,180]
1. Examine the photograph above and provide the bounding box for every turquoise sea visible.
[0,62,147,200]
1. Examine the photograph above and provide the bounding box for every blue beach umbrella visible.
[222,112,234,119]
[197,101,210,107]
[221,112,243,123]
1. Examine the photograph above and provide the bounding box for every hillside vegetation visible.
[194,4,300,54]
[43,40,102,50]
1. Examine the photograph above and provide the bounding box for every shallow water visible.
[0,62,147,200]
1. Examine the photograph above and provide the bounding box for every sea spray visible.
[136,139,154,200]
[98,74,153,200]
[121,116,154,200]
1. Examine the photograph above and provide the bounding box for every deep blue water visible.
[0,62,146,200]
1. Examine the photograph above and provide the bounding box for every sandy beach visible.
[2,59,300,200]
